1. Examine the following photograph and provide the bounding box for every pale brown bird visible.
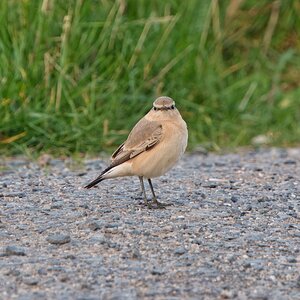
[85,96,188,208]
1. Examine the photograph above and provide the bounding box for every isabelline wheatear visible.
[85,96,188,208]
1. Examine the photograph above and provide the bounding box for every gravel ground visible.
[0,148,299,300]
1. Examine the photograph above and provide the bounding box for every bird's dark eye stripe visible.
[154,105,175,111]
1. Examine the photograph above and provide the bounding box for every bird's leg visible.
[139,176,152,208]
[147,179,171,208]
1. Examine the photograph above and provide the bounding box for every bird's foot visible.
[151,199,172,209]
[139,198,171,209]
[138,198,153,209]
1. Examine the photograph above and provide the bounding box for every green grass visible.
[1,0,300,156]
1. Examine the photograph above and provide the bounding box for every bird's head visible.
[152,96,176,111]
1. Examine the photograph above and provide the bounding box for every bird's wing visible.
[110,118,163,167]
[85,118,162,189]
[111,142,125,160]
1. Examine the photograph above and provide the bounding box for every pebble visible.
[22,277,39,286]
[46,234,71,245]
[287,257,297,263]
[174,247,187,255]
[284,159,296,165]
[38,268,47,275]
[131,248,142,259]
[3,192,26,198]
[88,221,103,231]
[220,289,236,299]
[203,183,218,188]
[5,246,26,256]
[151,267,165,275]
[50,201,64,209]
[59,275,70,282]
[104,223,119,228]
[231,195,239,203]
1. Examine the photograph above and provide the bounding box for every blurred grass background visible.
[0,0,300,156]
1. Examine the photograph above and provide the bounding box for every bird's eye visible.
[154,107,157,111]
[171,105,175,109]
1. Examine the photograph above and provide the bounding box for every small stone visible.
[23,277,39,286]
[16,224,28,231]
[47,266,65,272]
[151,267,165,275]
[4,192,26,198]
[88,221,103,231]
[192,239,202,245]
[287,257,297,263]
[104,223,119,228]
[8,269,21,276]
[77,172,87,176]
[215,161,226,167]
[90,234,107,245]
[263,184,272,190]
[38,268,47,275]
[220,289,236,299]
[64,254,76,259]
[5,246,26,256]
[107,242,121,249]
[258,197,269,203]
[79,203,89,209]
[243,262,251,269]
[195,190,206,199]
[130,229,142,235]
[46,234,71,245]
[59,275,69,282]
[50,201,63,209]
[81,282,92,290]
[132,248,142,259]
[174,247,187,255]
[231,195,238,203]
[284,159,296,165]
[203,183,217,188]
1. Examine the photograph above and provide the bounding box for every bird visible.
[84,96,188,208]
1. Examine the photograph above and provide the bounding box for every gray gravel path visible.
[0,148,299,300]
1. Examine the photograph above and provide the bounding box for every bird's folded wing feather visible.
[110,118,163,167]
[111,142,125,159]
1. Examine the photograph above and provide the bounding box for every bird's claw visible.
[140,197,172,209]
[151,199,172,209]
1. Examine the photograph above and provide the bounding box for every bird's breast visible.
[132,119,188,178]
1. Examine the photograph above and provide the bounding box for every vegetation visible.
[1,0,300,156]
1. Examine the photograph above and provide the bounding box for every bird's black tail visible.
[84,176,104,189]
[84,165,114,189]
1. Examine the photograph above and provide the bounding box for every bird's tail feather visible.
[84,165,113,189]
[84,176,104,189]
